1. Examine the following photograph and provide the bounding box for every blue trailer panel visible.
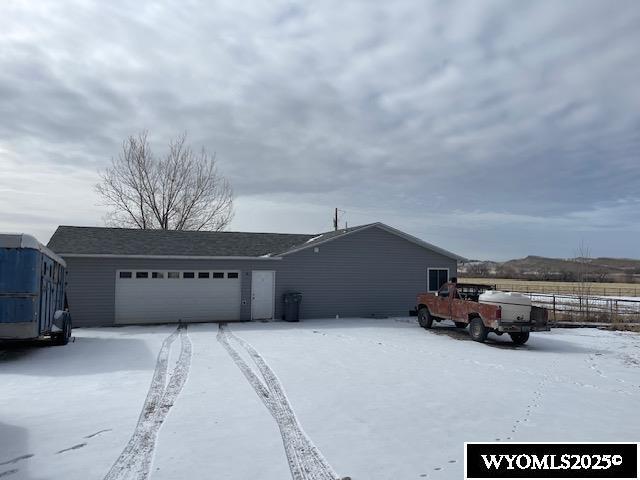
[0,233,71,343]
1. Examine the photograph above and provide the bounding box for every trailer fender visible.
[52,310,70,331]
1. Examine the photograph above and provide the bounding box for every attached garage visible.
[47,223,462,327]
[115,270,241,323]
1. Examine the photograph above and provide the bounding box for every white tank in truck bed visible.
[478,290,531,322]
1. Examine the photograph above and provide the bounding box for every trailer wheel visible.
[418,308,433,329]
[454,322,467,329]
[52,317,72,346]
[509,332,529,345]
[469,317,488,343]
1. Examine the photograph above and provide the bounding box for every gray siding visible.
[64,225,457,327]
[273,226,457,319]
[64,257,280,327]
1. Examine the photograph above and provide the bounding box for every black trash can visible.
[283,291,302,322]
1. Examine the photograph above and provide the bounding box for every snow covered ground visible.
[1,318,638,480]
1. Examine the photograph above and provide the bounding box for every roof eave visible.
[57,254,283,260]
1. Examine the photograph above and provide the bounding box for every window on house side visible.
[428,268,449,292]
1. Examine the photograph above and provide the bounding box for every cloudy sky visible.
[1,0,639,260]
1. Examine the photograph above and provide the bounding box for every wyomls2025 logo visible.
[465,443,639,479]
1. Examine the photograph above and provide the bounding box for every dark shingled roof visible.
[47,222,464,260]
[47,226,318,257]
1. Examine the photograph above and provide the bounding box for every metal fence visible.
[488,282,640,298]
[518,292,640,325]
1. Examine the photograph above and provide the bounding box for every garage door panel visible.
[115,271,241,324]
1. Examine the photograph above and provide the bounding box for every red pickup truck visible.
[416,282,549,345]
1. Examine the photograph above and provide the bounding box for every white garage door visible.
[115,270,241,324]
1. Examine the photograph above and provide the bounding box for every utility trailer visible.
[416,282,549,345]
[0,233,72,345]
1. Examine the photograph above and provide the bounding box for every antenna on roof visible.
[333,208,347,231]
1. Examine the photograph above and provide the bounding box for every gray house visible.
[47,223,462,327]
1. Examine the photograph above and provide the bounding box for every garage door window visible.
[198,272,210,279]
[428,268,449,291]
[183,272,195,279]
[152,272,164,279]
[136,272,149,279]
[119,271,132,279]
[227,272,239,279]
[167,272,179,279]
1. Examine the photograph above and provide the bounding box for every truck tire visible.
[52,317,71,346]
[509,332,529,345]
[454,322,467,329]
[469,317,488,343]
[418,307,433,329]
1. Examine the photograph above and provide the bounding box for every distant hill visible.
[459,256,640,283]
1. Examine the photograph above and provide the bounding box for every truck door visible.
[436,284,453,319]
[450,285,465,322]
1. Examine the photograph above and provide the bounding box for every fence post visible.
[586,294,589,321]
[553,295,556,323]
[609,299,613,323]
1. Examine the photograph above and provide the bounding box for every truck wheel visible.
[509,332,529,345]
[469,317,488,343]
[418,308,433,329]
[454,322,467,329]
[52,317,71,346]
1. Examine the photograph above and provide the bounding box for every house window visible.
[198,272,210,279]
[183,272,195,279]
[152,272,164,279]
[167,272,180,279]
[119,271,132,279]
[212,272,224,279]
[227,272,239,279]
[428,268,449,292]
[136,272,149,279]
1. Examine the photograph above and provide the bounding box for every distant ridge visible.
[460,256,640,283]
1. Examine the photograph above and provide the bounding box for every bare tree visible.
[96,131,234,231]
[574,241,592,320]
[467,262,490,277]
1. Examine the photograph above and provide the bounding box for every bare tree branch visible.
[96,132,234,231]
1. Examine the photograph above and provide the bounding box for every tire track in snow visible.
[230,331,338,480]
[217,323,341,480]
[0,455,33,466]
[104,324,192,480]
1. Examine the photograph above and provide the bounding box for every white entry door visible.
[251,270,275,320]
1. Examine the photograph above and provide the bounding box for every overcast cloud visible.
[1,0,639,260]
